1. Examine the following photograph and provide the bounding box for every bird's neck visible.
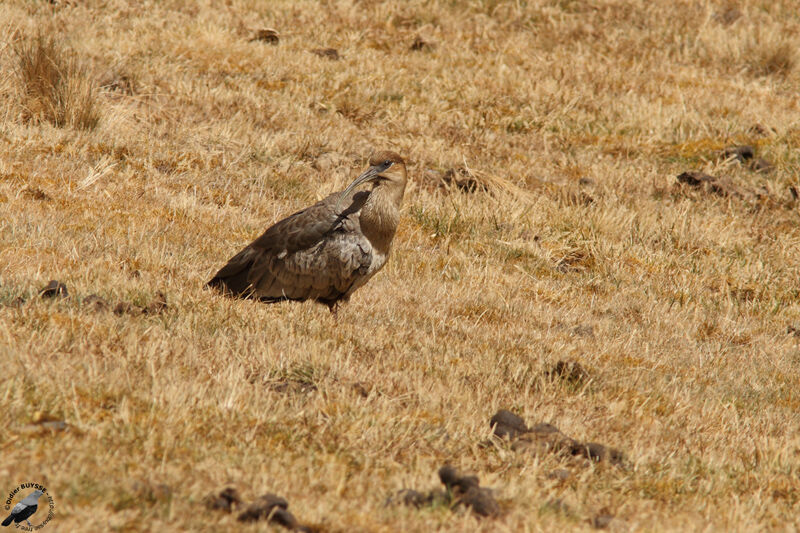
[360,183,404,253]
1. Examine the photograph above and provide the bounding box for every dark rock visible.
[311,47,339,60]
[438,466,500,518]
[393,489,432,508]
[204,487,243,512]
[677,171,715,187]
[237,494,297,528]
[113,302,143,315]
[410,35,436,51]
[490,409,529,440]
[22,186,51,201]
[443,168,486,193]
[438,465,480,493]
[458,486,500,517]
[571,442,625,465]
[723,145,755,162]
[548,360,589,384]
[251,29,279,44]
[492,410,626,466]
[39,280,68,299]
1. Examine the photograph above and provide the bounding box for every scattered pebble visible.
[22,186,51,201]
[237,493,308,531]
[39,280,68,299]
[676,172,743,199]
[390,465,501,518]
[676,171,715,187]
[113,301,143,315]
[310,47,339,60]
[204,487,243,512]
[410,35,436,51]
[251,29,279,44]
[489,410,625,466]
[439,466,500,518]
[547,360,590,385]
[490,409,529,440]
[722,145,755,163]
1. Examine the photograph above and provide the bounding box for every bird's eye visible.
[383,160,392,167]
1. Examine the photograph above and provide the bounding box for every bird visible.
[2,490,43,528]
[208,150,407,313]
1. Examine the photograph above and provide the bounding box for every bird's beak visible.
[336,166,381,212]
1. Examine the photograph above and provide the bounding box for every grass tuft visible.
[13,33,99,130]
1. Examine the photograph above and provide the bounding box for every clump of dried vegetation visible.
[12,32,99,129]
[1,0,800,531]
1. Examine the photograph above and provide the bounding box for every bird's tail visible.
[2,515,13,526]
[207,246,259,297]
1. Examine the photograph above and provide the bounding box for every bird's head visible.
[337,151,406,211]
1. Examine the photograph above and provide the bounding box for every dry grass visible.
[1,0,800,531]
[12,32,99,130]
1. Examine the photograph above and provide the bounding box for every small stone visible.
[22,186,51,201]
[237,494,297,528]
[490,409,529,440]
[391,489,432,508]
[204,487,243,512]
[410,35,436,51]
[39,280,68,299]
[311,47,340,60]
[251,29,279,44]
[113,302,143,315]
[548,360,590,384]
[459,486,500,517]
[722,145,755,162]
[677,171,715,187]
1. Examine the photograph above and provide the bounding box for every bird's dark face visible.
[337,151,406,209]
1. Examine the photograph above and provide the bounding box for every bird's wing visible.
[250,190,366,254]
[247,193,374,301]
[10,502,26,514]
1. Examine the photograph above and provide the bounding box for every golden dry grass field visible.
[2,0,800,531]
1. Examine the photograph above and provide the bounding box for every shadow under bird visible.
[2,490,44,528]
[208,151,407,312]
